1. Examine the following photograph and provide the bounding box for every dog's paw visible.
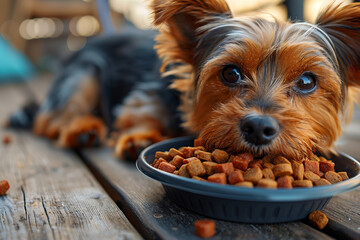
[114,129,163,160]
[57,115,107,148]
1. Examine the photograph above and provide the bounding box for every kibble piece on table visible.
[0,179,10,195]
[308,211,329,230]
[194,219,216,238]
[2,135,11,144]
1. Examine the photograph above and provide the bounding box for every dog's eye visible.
[221,65,243,85]
[293,72,317,94]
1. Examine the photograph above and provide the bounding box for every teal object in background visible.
[0,36,34,82]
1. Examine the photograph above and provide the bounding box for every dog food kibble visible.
[319,160,335,172]
[196,150,212,161]
[214,162,234,175]
[2,135,11,144]
[194,219,216,238]
[169,155,184,169]
[308,211,329,230]
[324,171,342,184]
[273,156,291,165]
[291,160,304,180]
[235,181,254,188]
[262,168,275,180]
[277,176,293,188]
[208,173,227,184]
[158,161,176,173]
[152,140,350,188]
[169,148,184,158]
[243,167,263,183]
[273,164,293,177]
[314,178,331,186]
[187,159,206,177]
[303,160,320,175]
[257,178,277,188]
[338,172,349,180]
[228,170,244,184]
[178,164,191,177]
[203,161,218,175]
[0,179,10,195]
[211,149,229,163]
[232,153,253,170]
[304,170,321,182]
[293,180,313,188]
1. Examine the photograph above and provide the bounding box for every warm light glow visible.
[109,0,153,29]
[304,0,352,23]
[70,15,100,37]
[19,17,63,40]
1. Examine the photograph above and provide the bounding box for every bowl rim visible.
[137,136,360,202]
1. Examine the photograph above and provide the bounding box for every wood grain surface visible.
[0,78,142,240]
[81,148,334,240]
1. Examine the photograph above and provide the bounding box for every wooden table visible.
[1,76,360,240]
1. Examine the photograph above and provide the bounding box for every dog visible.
[8,0,360,161]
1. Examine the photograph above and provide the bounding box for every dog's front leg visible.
[112,90,168,160]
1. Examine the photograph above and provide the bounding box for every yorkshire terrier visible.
[8,0,360,161]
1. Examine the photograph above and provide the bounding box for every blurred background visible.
[0,0,356,82]
[0,0,359,158]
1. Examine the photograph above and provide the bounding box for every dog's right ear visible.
[151,0,232,68]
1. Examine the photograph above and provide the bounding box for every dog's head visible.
[152,0,360,159]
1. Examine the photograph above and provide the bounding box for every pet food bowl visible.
[136,136,360,223]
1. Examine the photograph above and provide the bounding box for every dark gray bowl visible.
[136,136,360,223]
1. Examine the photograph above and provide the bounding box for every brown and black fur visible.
[152,0,360,160]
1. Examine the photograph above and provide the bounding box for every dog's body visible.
[8,0,360,161]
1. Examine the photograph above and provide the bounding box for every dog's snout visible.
[240,115,279,145]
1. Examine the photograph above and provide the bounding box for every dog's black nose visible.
[240,115,280,145]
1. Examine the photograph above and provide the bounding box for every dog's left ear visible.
[151,0,232,68]
[316,3,360,87]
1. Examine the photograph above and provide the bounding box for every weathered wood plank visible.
[0,78,142,240]
[81,148,333,240]
[320,111,360,240]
